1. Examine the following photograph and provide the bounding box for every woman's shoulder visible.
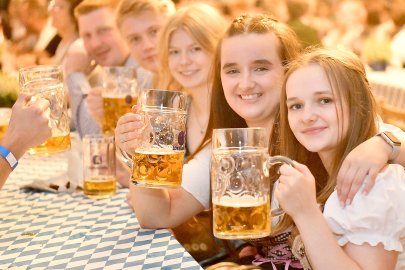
[323,164,405,251]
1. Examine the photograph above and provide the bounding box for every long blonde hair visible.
[157,3,227,92]
[277,48,378,234]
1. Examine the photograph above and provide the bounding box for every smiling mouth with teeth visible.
[180,71,197,76]
[240,93,261,100]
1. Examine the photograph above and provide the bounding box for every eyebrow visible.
[222,59,272,70]
[286,91,333,102]
[125,33,140,39]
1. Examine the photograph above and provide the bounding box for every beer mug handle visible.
[118,147,133,169]
[266,155,295,217]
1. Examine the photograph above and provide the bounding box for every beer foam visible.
[214,147,267,155]
[135,147,183,155]
[215,195,267,207]
[143,107,187,114]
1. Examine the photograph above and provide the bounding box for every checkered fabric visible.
[0,154,202,270]
[368,70,405,109]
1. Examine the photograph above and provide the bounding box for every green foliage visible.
[363,37,391,63]
[0,72,18,107]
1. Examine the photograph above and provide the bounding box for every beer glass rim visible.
[142,88,185,95]
[18,65,62,74]
[212,127,269,149]
[140,88,188,111]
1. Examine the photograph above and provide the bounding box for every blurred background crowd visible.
[0,0,404,107]
[0,0,404,72]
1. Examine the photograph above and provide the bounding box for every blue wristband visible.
[0,145,18,170]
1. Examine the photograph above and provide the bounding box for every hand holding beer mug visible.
[211,128,294,239]
[19,65,70,155]
[102,66,137,134]
[0,108,11,141]
[120,89,187,188]
[83,135,116,198]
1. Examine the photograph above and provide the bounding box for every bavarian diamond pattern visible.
[0,154,202,269]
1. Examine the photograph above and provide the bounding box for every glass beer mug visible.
[211,128,294,240]
[19,65,71,155]
[120,89,188,188]
[102,66,138,135]
[83,134,116,199]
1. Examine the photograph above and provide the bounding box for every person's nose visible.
[238,71,255,91]
[301,105,318,123]
[87,35,103,51]
[180,51,191,65]
[142,36,155,52]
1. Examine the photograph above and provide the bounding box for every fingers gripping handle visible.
[266,155,295,217]
[119,147,133,169]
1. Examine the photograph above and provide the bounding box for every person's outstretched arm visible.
[116,111,210,228]
[0,94,52,188]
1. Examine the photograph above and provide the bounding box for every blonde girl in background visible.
[118,3,227,225]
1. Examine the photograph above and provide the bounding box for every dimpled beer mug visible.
[0,108,11,141]
[19,65,71,155]
[102,66,138,134]
[83,135,116,198]
[211,128,294,239]
[121,89,187,188]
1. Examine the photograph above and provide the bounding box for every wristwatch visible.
[377,131,401,162]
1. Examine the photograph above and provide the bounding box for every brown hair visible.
[190,14,302,160]
[277,48,378,234]
[157,3,227,92]
[67,0,84,30]
[115,0,175,28]
[14,0,48,19]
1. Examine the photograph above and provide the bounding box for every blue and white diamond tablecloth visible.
[0,154,202,270]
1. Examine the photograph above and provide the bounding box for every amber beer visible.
[0,124,7,141]
[83,135,116,199]
[29,134,71,155]
[102,95,137,134]
[26,81,71,155]
[120,89,188,189]
[83,176,116,198]
[213,196,270,239]
[132,149,184,188]
[0,108,11,141]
